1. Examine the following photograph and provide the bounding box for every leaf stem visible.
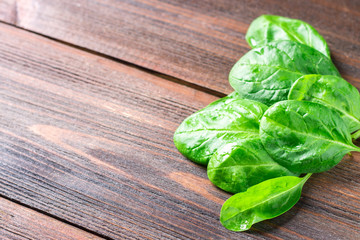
[351,130,360,140]
[302,173,312,182]
[350,145,360,153]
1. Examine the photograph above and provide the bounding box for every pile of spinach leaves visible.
[174,15,360,231]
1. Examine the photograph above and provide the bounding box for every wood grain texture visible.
[0,197,102,240]
[0,0,16,24]
[1,22,360,239]
[1,0,359,93]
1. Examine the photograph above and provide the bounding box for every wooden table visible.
[1,0,359,239]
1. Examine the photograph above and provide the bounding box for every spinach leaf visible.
[246,15,330,58]
[260,100,360,174]
[288,74,360,133]
[207,139,296,194]
[173,93,268,165]
[220,174,311,231]
[229,40,339,106]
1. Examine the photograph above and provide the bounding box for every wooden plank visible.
[0,197,102,240]
[0,0,15,24]
[1,0,359,93]
[1,22,360,239]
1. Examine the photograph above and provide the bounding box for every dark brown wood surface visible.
[1,0,360,93]
[0,197,102,240]
[0,0,360,239]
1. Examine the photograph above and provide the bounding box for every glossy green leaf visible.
[220,174,311,231]
[288,74,360,133]
[246,15,330,58]
[229,40,339,106]
[207,139,296,193]
[173,93,268,165]
[260,100,360,173]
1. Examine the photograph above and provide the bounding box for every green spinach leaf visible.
[174,93,268,165]
[260,100,360,173]
[220,174,311,231]
[173,14,360,232]
[229,40,339,106]
[246,15,330,58]
[288,74,360,133]
[207,139,296,194]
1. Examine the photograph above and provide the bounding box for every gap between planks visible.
[0,194,110,240]
[0,20,227,99]
[1,16,359,239]
[0,19,225,240]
